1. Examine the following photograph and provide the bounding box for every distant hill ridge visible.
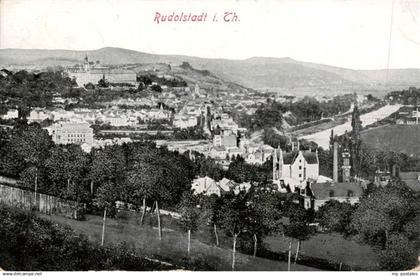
[1,47,419,92]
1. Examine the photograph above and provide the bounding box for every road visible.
[301,104,402,149]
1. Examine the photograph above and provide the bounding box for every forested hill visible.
[1,47,420,96]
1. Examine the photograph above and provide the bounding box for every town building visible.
[27,108,52,123]
[303,141,364,210]
[191,176,219,196]
[191,176,251,197]
[46,122,94,145]
[67,55,137,86]
[173,114,198,129]
[1,109,18,120]
[144,105,172,121]
[399,171,420,193]
[213,134,237,149]
[374,169,392,187]
[306,181,364,210]
[211,114,239,134]
[272,144,319,193]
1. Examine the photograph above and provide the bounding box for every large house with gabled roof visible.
[272,146,319,193]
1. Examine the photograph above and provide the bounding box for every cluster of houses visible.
[193,139,369,211]
[396,107,420,125]
[2,105,172,127]
[43,121,132,153]
[191,176,251,197]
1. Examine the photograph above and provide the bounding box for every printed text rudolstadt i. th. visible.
[154,12,239,24]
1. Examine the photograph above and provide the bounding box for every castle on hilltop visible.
[66,54,137,86]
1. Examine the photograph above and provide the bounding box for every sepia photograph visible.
[0,0,419,272]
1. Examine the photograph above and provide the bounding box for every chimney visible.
[333,142,338,182]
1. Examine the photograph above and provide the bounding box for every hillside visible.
[361,124,420,158]
[1,47,420,96]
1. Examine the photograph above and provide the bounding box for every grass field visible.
[265,233,379,270]
[35,208,381,271]
[37,212,318,271]
[361,124,420,158]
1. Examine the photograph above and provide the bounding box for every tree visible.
[126,161,157,224]
[350,102,362,176]
[316,200,355,234]
[151,84,162,93]
[378,234,418,270]
[247,190,284,257]
[216,193,249,271]
[45,145,89,200]
[97,75,109,88]
[350,181,419,270]
[10,124,53,193]
[137,82,145,92]
[198,194,221,246]
[178,192,200,255]
[93,179,123,246]
[284,222,314,264]
[88,146,126,195]
[282,194,314,264]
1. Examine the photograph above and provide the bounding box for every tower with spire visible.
[84,54,90,72]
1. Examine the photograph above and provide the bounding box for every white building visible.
[173,114,198,129]
[146,105,172,121]
[46,122,94,145]
[191,176,219,196]
[273,146,319,192]
[101,114,132,127]
[1,109,18,120]
[27,108,52,123]
[191,176,250,197]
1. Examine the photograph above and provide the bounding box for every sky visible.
[1,0,420,69]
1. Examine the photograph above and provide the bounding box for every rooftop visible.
[310,181,364,200]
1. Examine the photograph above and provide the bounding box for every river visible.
[301,104,402,149]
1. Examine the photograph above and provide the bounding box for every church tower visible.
[342,149,351,182]
[84,54,90,72]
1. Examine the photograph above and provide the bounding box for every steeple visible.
[84,53,90,72]
[342,149,351,182]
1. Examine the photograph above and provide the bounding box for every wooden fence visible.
[0,182,85,220]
